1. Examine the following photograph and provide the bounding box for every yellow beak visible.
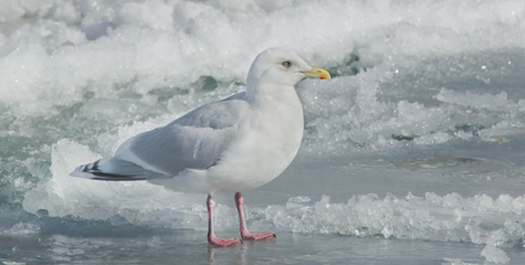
[300,66,331,80]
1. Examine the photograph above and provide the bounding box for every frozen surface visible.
[1,0,525,264]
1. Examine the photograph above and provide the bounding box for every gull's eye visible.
[282,61,291,68]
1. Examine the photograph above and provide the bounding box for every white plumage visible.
[71,47,330,246]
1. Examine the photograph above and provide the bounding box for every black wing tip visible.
[70,159,146,181]
[92,171,146,181]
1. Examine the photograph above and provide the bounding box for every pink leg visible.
[207,195,241,247]
[235,192,276,241]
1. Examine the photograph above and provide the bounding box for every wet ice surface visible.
[2,230,522,265]
[2,0,525,264]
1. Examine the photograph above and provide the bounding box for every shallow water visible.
[2,0,525,264]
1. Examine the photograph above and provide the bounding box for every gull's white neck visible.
[245,79,305,152]
[245,78,302,108]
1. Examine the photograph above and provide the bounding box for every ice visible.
[2,0,525,264]
[22,138,525,248]
[0,0,53,22]
[2,222,39,235]
[18,136,525,248]
[0,0,523,120]
[482,246,511,264]
[119,0,174,31]
[48,0,82,24]
[22,139,207,223]
[435,89,518,112]
[258,193,525,246]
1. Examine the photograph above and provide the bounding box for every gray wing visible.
[113,93,249,176]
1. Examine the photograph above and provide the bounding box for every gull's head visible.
[247,48,331,88]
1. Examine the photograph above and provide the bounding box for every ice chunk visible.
[0,0,52,22]
[0,0,25,22]
[22,139,206,223]
[435,89,518,112]
[48,0,82,24]
[481,245,510,264]
[118,0,174,31]
[264,193,525,247]
[2,222,40,235]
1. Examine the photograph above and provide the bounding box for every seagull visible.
[70,48,331,246]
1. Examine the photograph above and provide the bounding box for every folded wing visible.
[70,93,250,180]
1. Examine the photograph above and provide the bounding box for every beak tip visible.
[302,66,331,80]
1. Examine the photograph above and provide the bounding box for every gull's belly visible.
[206,105,304,193]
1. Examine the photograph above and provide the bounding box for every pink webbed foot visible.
[240,230,276,241]
[207,194,241,247]
[235,192,276,242]
[208,236,241,247]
